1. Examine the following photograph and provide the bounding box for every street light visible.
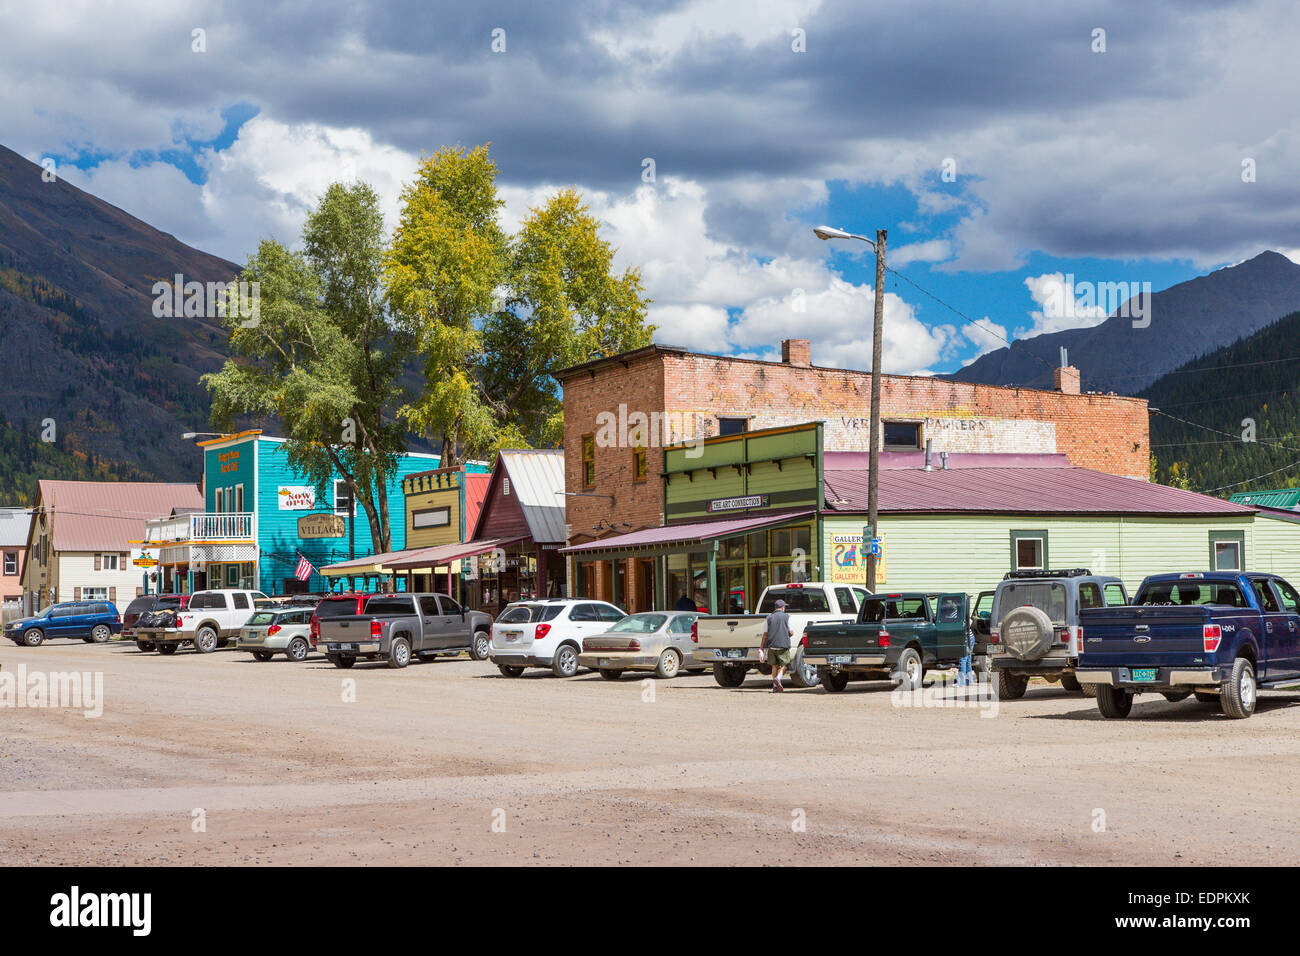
[181,431,226,440]
[813,223,887,592]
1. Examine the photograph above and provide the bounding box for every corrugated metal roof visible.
[499,450,566,543]
[386,536,525,570]
[1229,488,1300,510]
[562,510,814,554]
[823,467,1252,516]
[463,473,492,537]
[0,508,33,548]
[38,480,204,551]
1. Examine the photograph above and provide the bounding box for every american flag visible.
[294,554,315,581]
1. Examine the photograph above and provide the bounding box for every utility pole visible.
[866,229,885,592]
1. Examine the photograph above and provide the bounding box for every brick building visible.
[557,340,1150,608]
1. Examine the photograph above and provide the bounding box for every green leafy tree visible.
[385,145,653,465]
[203,183,409,554]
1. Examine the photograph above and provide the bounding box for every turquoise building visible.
[148,430,484,595]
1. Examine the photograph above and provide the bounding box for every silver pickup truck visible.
[318,592,493,669]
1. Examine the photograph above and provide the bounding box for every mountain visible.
[1143,308,1300,494]
[949,251,1300,395]
[0,143,241,494]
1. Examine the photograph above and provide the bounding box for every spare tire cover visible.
[999,605,1054,661]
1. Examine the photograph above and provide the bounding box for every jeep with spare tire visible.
[989,569,1128,699]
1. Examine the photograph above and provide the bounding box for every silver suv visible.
[989,569,1128,698]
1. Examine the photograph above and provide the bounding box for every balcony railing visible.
[145,512,254,543]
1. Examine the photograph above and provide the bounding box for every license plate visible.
[599,658,613,666]
[331,643,357,652]
[1132,668,1157,682]
[725,649,743,659]
[504,632,519,643]
[828,655,851,664]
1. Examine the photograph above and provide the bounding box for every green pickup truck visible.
[801,591,975,692]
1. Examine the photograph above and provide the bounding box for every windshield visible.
[498,604,544,624]
[759,588,830,614]
[998,582,1067,623]
[1137,581,1248,607]
[608,614,668,633]
[314,598,361,618]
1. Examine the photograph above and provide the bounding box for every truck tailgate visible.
[319,615,376,642]
[805,621,886,655]
[1078,605,1213,667]
[695,615,766,649]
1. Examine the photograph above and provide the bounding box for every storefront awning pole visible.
[706,539,718,614]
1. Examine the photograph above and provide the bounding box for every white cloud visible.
[1018,271,1109,338]
[960,319,1009,360]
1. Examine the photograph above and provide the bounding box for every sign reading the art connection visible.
[830,533,886,584]
[278,486,317,510]
[707,495,769,513]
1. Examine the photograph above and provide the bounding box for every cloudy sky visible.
[4,0,1299,375]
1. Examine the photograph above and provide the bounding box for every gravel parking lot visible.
[3,640,1299,866]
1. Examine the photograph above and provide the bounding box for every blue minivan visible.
[5,602,122,647]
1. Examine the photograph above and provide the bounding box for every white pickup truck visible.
[136,588,269,655]
[691,582,870,688]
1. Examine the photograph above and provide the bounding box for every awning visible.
[561,510,814,557]
[386,537,525,571]
[318,549,409,577]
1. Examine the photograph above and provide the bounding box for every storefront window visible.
[722,536,746,560]
[771,529,792,556]
[747,531,769,558]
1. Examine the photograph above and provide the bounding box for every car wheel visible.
[157,643,178,655]
[1162,690,1193,703]
[388,637,411,669]
[1059,672,1083,693]
[1194,690,1220,704]
[1095,685,1134,718]
[285,637,310,662]
[471,631,491,661]
[194,626,218,654]
[997,670,1028,699]
[497,664,525,678]
[252,650,275,662]
[822,671,850,693]
[654,648,682,679]
[599,668,622,681]
[1220,657,1256,719]
[711,662,747,687]
[329,654,356,669]
[552,643,580,678]
[21,627,44,647]
[893,647,924,691]
[135,640,155,652]
[788,649,822,688]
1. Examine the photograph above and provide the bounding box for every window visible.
[503,476,511,496]
[718,417,748,436]
[597,604,625,622]
[570,603,598,622]
[232,593,249,609]
[883,421,922,450]
[214,488,225,513]
[3,551,15,575]
[669,614,696,633]
[412,507,451,529]
[747,532,768,558]
[1274,578,1300,614]
[100,553,119,572]
[997,582,1067,623]
[1010,530,1048,571]
[1079,584,1104,609]
[419,596,441,616]
[334,479,353,517]
[1137,581,1247,607]
[1104,583,1127,606]
[438,596,463,615]
[82,588,108,601]
[234,484,245,513]
[498,603,544,624]
[1209,532,1244,572]
[759,587,830,614]
[1251,581,1280,612]
[366,597,415,616]
[834,587,856,614]
[632,443,648,482]
[581,434,596,488]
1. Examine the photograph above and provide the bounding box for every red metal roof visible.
[37,480,204,552]
[386,537,525,570]
[824,451,1072,471]
[463,473,492,536]
[561,510,814,554]
[823,467,1252,516]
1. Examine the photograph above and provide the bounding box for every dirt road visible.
[2,640,1298,865]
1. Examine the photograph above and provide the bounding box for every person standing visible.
[674,592,696,611]
[761,598,794,693]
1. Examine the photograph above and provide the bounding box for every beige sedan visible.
[577,611,705,680]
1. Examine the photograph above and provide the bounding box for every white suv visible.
[490,598,626,678]
[138,588,269,655]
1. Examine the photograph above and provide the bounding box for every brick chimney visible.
[782,339,811,367]
[1054,365,1081,395]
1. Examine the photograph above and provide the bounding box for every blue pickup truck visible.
[1074,571,1300,719]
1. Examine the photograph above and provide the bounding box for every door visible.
[933,593,968,662]
[568,602,603,642]
[46,606,74,638]
[1267,577,1300,679]
[668,613,696,657]
[1249,577,1287,680]
[228,592,251,634]
[418,596,449,650]
[436,595,468,648]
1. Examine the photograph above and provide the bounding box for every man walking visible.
[761,598,794,693]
